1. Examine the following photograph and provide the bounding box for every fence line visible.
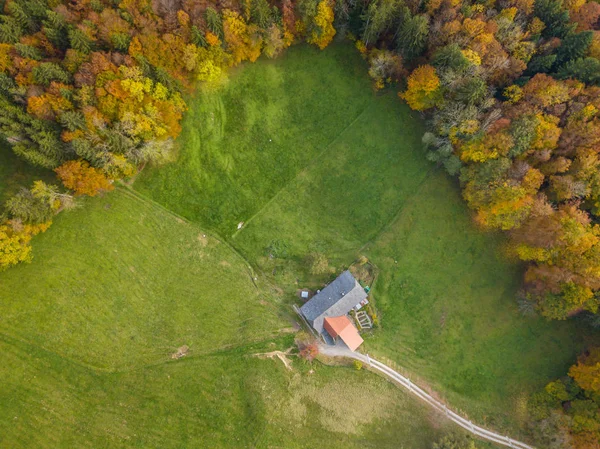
[319,346,535,449]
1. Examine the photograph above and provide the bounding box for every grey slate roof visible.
[300,270,367,334]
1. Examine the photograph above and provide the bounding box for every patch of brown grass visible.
[285,374,396,435]
[253,348,295,371]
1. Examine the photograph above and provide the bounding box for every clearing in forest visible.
[137,43,595,437]
[0,43,593,447]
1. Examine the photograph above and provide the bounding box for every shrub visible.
[366,303,379,327]
[432,433,477,449]
[299,342,319,361]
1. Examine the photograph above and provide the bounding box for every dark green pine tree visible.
[42,11,70,50]
[553,31,593,69]
[153,67,183,94]
[455,77,488,106]
[5,188,54,224]
[396,10,429,62]
[525,54,557,75]
[110,32,131,52]
[557,58,600,85]
[70,138,98,164]
[133,55,153,79]
[32,62,71,86]
[0,16,24,44]
[5,0,48,34]
[205,7,223,39]
[6,2,35,33]
[509,115,538,158]
[250,0,273,28]
[58,111,86,132]
[14,43,42,60]
[432,44,471,72]
[360,0,402,46]
[17,0,49,26]
[0,94,65,169]
[68,27,93,54]
[0,73,17,94]
[534,0,575,39]
[191,26,207,47]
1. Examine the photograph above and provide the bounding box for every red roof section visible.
[323,316,364,351]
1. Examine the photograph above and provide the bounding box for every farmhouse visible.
[300,270,367,351]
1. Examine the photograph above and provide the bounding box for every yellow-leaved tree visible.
[0,221,51,271]
[222,10,262,65]
[401,65,443,111]
[308,0,335,50]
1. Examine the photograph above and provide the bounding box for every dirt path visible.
[319,344,535,449]
[252,348,294,371]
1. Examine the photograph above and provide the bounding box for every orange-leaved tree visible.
[55,160,114,196]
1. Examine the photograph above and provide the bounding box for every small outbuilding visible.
[300,270,367,351]
[323,315,364,351]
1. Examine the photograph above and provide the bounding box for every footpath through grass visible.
[135,42,596,437]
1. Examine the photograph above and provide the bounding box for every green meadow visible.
[138,43,595,435]
[0,188,458,448]
[1,42,593,447]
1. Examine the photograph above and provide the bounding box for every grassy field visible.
[135,43,376,236]
[1,333,458,448]
[231,91,428,283]
[363,173,596,434]
[0,186,461,448]
[3,41,593,447]
[135,42,597,438]
[0,188,287,371]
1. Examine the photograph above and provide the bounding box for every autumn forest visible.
[1,0,600,446]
